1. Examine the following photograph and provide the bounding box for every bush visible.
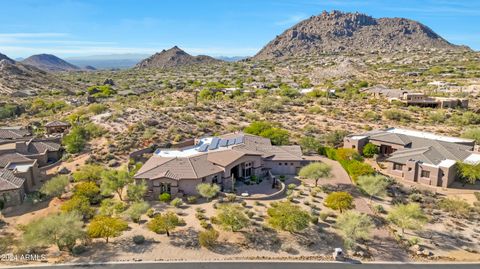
[72,245,87,255]
[311,216,319,224]
[200,219,210,229]
[438,197,471,218]
[319,212,329,221]
[225,193,236,202]
[159,193,171,202]
[170,198,183,208]
[287,184,297,190]
[362,143,378,158]
[187,196,198,204]
[196,183,220,201]
[324,192,354,213]
[133,235,145,245]
[244,121,290,145]
[198,229,219,249]
[340,159,375,182]
[40,175,70,198]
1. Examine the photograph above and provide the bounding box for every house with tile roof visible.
[134,133,306,198]
[344,128,480,188]
[0,136,63,208]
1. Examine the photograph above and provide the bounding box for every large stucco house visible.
[344,128,480,188]
[0,127,62,208]
[134,133,306,198]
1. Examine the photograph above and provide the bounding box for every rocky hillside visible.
[253,10,467,60]
[136,46,221,69]
[21,54,80,72]
[0,53,79,96]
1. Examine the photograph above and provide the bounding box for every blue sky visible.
[0,0,478,58]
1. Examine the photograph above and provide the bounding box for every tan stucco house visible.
[0,129,62,208]
[134,133,305,198]
[344,128,479,188]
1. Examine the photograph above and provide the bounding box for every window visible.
[421,170,430,178]
[352,145,356,149]
[393,163,403,171]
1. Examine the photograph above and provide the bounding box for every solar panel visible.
[208,137,220,150]
[227,139,235,146]
[196,144,209,152]
[219,139,228,147]
[234,135,244,144]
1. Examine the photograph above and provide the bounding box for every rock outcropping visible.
[253,10,467,60]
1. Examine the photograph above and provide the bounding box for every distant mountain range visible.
[135,46,222,69]
[253,10,469,60]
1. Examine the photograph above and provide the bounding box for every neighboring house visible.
[134,133,305,198]
[0,127,31,143]
[362,85,468,108]
[0,134,62,207]
[0,169,26,208]
[344,128,479,188]
[45,121,70,134]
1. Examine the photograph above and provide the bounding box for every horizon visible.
[0,0,479,58]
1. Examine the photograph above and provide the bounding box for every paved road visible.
[3,261,480,269]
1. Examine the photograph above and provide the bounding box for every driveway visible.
[313,156,410,262]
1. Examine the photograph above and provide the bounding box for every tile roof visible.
[0,129,30,140]
[0,169,25,191]
[0,153,33,168]
[45,121,70,127]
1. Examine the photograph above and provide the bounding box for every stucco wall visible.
[265,160,302,175]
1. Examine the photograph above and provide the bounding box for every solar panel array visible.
[196,135,245,152]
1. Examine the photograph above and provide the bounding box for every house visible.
[0,135,62,207]
[134,133,306,198]
[0,127,31,142]
[45,121,70,134]
[344,128,479,188]
[362,85,468,108]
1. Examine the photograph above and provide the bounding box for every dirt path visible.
[317,156,410,262]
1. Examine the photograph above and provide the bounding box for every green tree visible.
[73,181,100,203]
[196,183,220,201]
[39,175,70,198]
[335,211,374,249]
[216,204,249,232]
[62,126,87,154]
[362,143,379,158]
[22,212,85,252]
[324,192,354,213]
[100,169,132,201]
[98,198,128,216]
[357,175,389,202]
[387,203,428,235]
[87,215,128,243]
[72,164,105,182]
[298,162,332,187]
[323,130,349,147]
[123,201,150,223]
[60,195,94,219]
[243,121,289,145]
[299,136,323,154]
[127,182,147,202]
[148,211,182,236]
[267,201,310,233]
[457,162,480,185]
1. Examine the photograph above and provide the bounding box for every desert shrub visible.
[133,235,145,245]
[383,109,411,122]
[336,211,374,249]
[170,198,183,208]
[267,201,310,233]
[340,159,375,182]
[159,192,171,202]
[187,196,198,204]
[72,164,105,182]
[196,183,220,201]
[362,143,378,158]
[438,197,471,218]
[87,215,128,243]
[387,203,427,235]
[61,195,94,219]
[216,204,249,232]
[123,201,149,223]
[40,175,70,198]
[198,229,219,249]
[244,121,289,145]
[462,127,480,144]
[73,181,101,204]
[147,211,182,236]
[225,193,236,202]
[71,244,87,255]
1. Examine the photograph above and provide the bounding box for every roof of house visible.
[25,140,62,154]
[0,153,34,168]
[45,121,70,127]
[0,128,30,140]
[0,169,25,191]
[361,85,410,99]
[135,133,303,181]
[353,128,475,167]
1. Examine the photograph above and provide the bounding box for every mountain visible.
[253,10,468,60]
[0,53,78,96]
[0,53,15,64]
[67,53,150,69]
[136,46,221,69]
[21,54,80,72]
[215,56,248,62]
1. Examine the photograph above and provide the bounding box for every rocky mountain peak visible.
[136,46,221,69]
